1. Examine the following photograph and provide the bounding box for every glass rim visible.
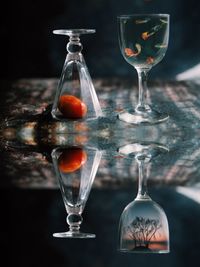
[117,14,170,19]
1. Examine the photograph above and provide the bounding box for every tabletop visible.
[0,78,200,188]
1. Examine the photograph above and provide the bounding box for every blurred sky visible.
[1,0,200,79]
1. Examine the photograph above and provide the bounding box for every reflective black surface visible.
[1,78,200,266]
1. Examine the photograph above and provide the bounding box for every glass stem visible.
[136,158,150,200]
[67,213,83,233]
[136,69,151,113]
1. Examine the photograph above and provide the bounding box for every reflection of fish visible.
[124,43,141,57]
[155,43,167,48]
[123,20,127,24]
[135,18,150,24]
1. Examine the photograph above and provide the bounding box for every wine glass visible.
[118,143,170,253]
[118,14,170,124]
[51,146,102,238]
[51,29,103,121]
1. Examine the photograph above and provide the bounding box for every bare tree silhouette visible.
[127,217,161,249]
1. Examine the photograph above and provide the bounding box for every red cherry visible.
[58,95,87,119]
[58,148,87,173]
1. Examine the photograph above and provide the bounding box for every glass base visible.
[118,143,169,160]
[118,108,169,125]
[53,231,96,239]
[51,109,101,122]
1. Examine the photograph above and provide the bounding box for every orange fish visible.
[124,43,141,57]
[146,56,154,64]
[141,31,154,40]
[124,48,136,57]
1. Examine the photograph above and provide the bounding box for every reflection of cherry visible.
[58,148,87,173]
[58,95,87,119]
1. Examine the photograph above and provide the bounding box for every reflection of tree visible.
[127,217,161,249]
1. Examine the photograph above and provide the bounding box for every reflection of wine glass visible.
[51,29,103,121]
[51,146,102,238]
[118,14,170,124]
[118,143,170,253]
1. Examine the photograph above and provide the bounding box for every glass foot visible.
[119,143,169,161]
[53,231,96,239]
[118,108,169,125]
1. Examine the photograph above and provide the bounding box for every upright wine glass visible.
[118,14,170,124]
[51,146,102,238]
[51,29,103,121]
[118,143,170,253]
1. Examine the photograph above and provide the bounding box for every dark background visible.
[1,0,200,80]
[1,1,200,267]
[1,187,200,267]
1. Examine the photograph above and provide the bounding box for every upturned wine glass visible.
[118,14,170,124]
[51,146,102,238]
[51,29,103,121]
[118,143,170,253]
